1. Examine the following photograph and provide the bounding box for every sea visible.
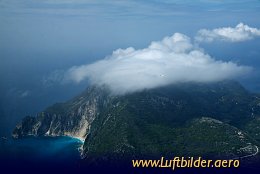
[1,136,260,174]
[0,136,84,173]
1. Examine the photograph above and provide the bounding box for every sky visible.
[0,0,260,136]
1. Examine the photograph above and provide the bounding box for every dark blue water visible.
[0,136,84,173]
[1,137,260,174]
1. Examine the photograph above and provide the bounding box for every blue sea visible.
[1,136,260,174]
[0,136,84,173]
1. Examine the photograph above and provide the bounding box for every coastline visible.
[64,136,85,156]
[66,136,85,143]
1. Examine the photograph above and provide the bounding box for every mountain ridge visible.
[12,81,260,162]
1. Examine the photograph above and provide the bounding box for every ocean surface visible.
[1,136,260,174]
[0,136,83,173]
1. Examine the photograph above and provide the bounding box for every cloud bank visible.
[196,23,260,42]
[64,32,250,95]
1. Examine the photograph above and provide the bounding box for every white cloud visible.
[64,33,251,95]
[20,90,30,98]
[42,70,65,87]
[0,0,187,17]
[196,23,260,42]
[8,88,31,98]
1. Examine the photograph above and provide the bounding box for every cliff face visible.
[82,81,260,161]
[12,86,110,141]
[13,81,260,161]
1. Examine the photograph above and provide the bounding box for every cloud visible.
[195,23,260,42]
[42,70,66,87]
[20,90,30,98]
[7,88,31,98]
[64,32,251,95]
[0,0,188,17]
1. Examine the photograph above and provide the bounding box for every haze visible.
[1,0,260,136]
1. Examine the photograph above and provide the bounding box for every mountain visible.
[12,86,111,141]
[13,81,260,164]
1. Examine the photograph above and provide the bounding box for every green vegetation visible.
[13,81,260,162]
[83,81,260,161]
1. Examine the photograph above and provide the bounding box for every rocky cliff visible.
[13,86,111,141]
[13,81,260,161]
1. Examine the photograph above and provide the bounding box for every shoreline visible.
[69,136,85,143]
[12,133,85,143]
